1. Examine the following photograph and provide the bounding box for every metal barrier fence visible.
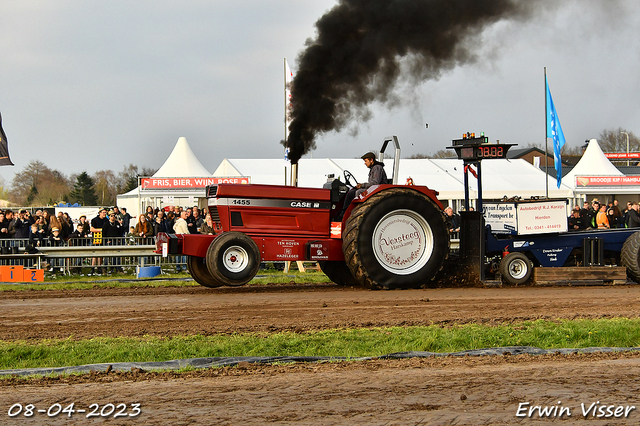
[0,237,185,275]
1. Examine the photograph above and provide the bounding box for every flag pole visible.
[284,58,288,186]
[544,67,549,199]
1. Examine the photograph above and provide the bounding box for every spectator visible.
[35,216,49,240]
[607,206,622,229]
[126,226,136,245]
[29,223,44,248]
[164,211,176,233]
[152,215,169,235]
[0,212,10,238]
[90,208,109,274]
[568,210,584,230]
[134,214,153,239]
[57,212,72,241]
[627,202,640,228]
[4,210,16,238]
[185,208,198,234]
[200,213,217,235]
[49,227,64,246]
[102,211,123,273]
[42,210,51,227]
[12,210,31,239]
[78,215,90,234]
[173,210,189,234]
[622,202,633,228]
[68,223,88,245]
[596,204,609,229]
[49,213,62,236]
[102,211,123,242]
[444,206,461,233]
[193,208,204,232]
[120,208,130,234]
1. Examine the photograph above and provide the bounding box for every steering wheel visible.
[343,170,359,188]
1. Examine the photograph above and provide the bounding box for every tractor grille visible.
[206,185,218,197]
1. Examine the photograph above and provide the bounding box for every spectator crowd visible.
[568,199,640,230]
[0,205,218,249]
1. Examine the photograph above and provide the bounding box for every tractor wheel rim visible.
[372,209,434,275]
[508,259,528,280]
[222,245,249,273]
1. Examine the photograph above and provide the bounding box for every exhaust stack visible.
[291,162,299,187]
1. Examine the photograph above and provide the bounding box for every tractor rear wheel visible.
[342,188,449,290]
[206,232,261,286]
[318,260,358,286]
[187,255,223,288]
[499,252,533,285]
[621,231,640,283]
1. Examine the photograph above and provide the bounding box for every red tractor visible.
[157,136,450,290]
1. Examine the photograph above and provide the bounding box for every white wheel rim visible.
[222,245,249,273]
[508,258,528,280]
[372,209,434,275]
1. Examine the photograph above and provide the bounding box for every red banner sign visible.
[141,177,250,189]
[604,152,640,159]
[575,176,640,187]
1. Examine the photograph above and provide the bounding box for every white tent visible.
[563,139,623,186]
[154,136,211,178]
[117,137,213,217]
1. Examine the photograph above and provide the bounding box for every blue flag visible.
[546,78,566,188]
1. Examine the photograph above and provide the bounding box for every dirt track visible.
[2,282,640,424]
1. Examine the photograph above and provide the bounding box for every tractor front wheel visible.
[206,232,261,286]
[187,255,223,288]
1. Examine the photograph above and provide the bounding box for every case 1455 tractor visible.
[157,136,450,290]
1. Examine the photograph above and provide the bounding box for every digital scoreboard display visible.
[453,144,513,161]
[462,145,507,159]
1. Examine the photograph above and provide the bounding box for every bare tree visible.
[597,127,639,153]
[10,160,71,205]
[93,170,118,205]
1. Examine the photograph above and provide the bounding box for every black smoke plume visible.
[286,0,538,164]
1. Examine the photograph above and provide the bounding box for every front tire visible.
[342,189,449,290]
[206,232,261,286]
[499,252,533,285]
[187,255,223,288]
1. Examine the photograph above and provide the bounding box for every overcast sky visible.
[0,0,639,186]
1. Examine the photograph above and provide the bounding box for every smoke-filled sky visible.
[0,1,639,182]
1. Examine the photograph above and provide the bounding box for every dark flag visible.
[0,112,14,166]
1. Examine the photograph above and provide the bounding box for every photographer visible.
[12,209,31,239]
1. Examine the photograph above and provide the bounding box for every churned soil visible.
[1,282,640,424]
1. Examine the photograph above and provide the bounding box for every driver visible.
[336,151,388,221]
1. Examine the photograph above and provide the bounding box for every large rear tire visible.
[206,232,261,286]
[342,188,449,290]
[187,255,223,288]
[499,252,533,285]
[621,231,640,283]
[318,260,358,286]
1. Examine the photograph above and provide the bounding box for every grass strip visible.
[0,269,330,292]
[1,318,639,371]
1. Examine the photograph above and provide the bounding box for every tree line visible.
[2,162,156,207]
[412,127,639,160]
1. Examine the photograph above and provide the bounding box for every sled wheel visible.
[342,188,449,290]
[318,260,358,286]
[206,232,261,286]
[499,252,533,285]
[187,255,223,288]
[621,231,640,283]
